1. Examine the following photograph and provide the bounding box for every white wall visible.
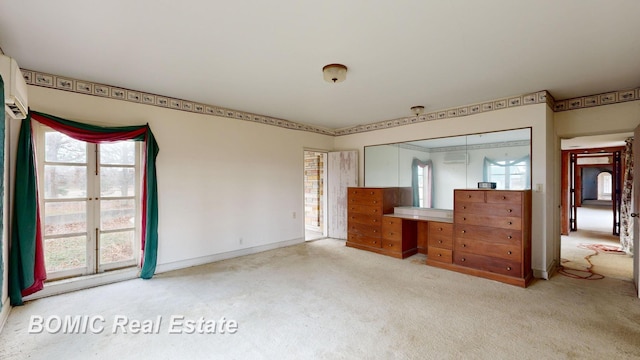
[429,151,467,209]
[555,101,640,138]
[18,86,335,270]
[335,103,555,278]
[364,144,400,186]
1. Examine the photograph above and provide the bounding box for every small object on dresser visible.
[477,182,496,189]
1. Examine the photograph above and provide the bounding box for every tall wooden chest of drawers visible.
[450,189,532,287]
[346,187,412,257]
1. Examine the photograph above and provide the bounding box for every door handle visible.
[631,213,639,217]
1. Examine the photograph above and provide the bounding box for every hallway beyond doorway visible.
[560,205,632,281]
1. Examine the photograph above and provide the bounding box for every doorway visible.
[560,134,633,281]
[304,150,327,241]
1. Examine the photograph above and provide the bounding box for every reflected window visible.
[412,158,432,207]
[484,156,530,190]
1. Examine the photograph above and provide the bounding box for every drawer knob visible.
[373,241,377,244]
[388,244,393,247]
[506,266,512,271]
[463,217,467,221]
[373,230,377,233]
[507,235,512,239]
[461,258,466,262]
[508,209,513,213]
[502,196,507,200]
[373,219,377,222]
[370,191,374,195]
[463,206,467,209]
[438,227,443,231]
[508,221,512,225]
[390,232,394,236]
[462,230,466,234]
[437,253,442,257]
[467,195,471,198]
[462,244,466,247]
[507,251,512,255]
[438,240,443,244]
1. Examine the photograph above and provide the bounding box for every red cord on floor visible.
[558,243,624,280]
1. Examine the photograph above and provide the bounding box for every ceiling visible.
[1,1,639,131]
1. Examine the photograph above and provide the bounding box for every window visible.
[37,127,141,280]
[417,166,432,207]
[412,158,432,207]
[597,172,612,200]
[484,156,529,190]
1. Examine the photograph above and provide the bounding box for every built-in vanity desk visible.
[346,187,532,287]
[346,187,453,259]
[383,207,453,258]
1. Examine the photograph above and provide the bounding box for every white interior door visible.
[327,151,358,239]
[633,125,640,297]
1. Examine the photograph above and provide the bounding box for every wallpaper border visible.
[20,69,639,137]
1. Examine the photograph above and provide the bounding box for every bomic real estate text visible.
[28,315,239,335]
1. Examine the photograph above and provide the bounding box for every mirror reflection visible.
[364,128,531,210]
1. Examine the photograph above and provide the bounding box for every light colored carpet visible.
[561,205,633,280]
[1,238,639,359]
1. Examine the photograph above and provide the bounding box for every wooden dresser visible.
[346,187,413,258]
[444,189,532,287]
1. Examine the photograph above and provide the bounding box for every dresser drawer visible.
[454,238,522,262]
[381,217,403,241]
[381,238,402,253]
[454,224,521,245]
[428,222,453,249]
[348,222,381,238]
[455,202,522,217]
[486,191,522,205]
[348,188,383,205]
[348,204,382,217]
[454,251,522,277]
[348,212,382,226]
[347,233,382,248]
[427,247,452,263]
[454,213,522,230]
[454,190,485,203]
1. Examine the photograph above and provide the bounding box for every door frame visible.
[303,149,328,240]
[560,146,624,235]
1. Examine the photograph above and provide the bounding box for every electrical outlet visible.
[292,212,296,219]
[536,184,543,192]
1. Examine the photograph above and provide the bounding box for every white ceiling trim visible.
[21,68,640,137]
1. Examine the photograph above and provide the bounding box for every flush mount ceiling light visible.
[410,106,425,116]
[322,63,347,83]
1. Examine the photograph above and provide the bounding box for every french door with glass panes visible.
[38,127,141,280]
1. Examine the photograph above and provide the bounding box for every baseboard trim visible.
[20,237,305,302]
[23,268,140,302]
[0,297,11,334]
[155,237,305,274]
[533,259,558,280]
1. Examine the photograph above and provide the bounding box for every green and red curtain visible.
[9,111,160,306]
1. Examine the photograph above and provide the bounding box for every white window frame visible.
[35,124,142,280]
